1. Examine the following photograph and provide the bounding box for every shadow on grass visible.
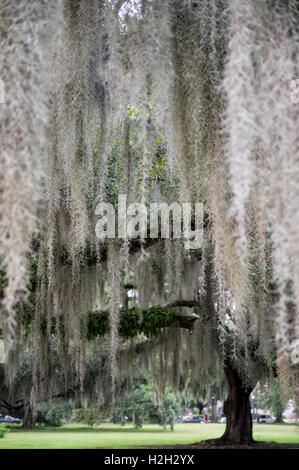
[12,425,171,434]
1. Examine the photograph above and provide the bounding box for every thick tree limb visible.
[172,313,199,329]
[165,300,200,309]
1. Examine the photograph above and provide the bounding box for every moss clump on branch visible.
[87,306,179,341]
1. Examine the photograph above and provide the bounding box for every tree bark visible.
[275,411,283,423]
[22,405,35,429]
[211,395,217,423]
[219,360,254,444]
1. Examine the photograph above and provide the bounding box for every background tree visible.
[254,380,288,424]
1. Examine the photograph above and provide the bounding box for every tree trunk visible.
[275,411,283,423]
[211,395,217,423]
[219,360,254,445]
[22,405,35,429]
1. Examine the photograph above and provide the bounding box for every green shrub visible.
[74,406,100,427]
[37,401,73,427]
[0,424,10,438]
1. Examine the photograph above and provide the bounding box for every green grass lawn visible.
[0,423,298,449]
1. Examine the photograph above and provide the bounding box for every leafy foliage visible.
[37,401,73,427]
[74,406,100,427]
[119,382,179,430]
[254,380,288,423]
[87,306,178,340]
[0,424,10,439]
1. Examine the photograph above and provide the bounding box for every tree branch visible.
[165,300,200,309]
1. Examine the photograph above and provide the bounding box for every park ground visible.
[0,423,298,449]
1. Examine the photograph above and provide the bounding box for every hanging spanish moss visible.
[0,0,62,350]
[222,0,298,389]
[0,0,298,423]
